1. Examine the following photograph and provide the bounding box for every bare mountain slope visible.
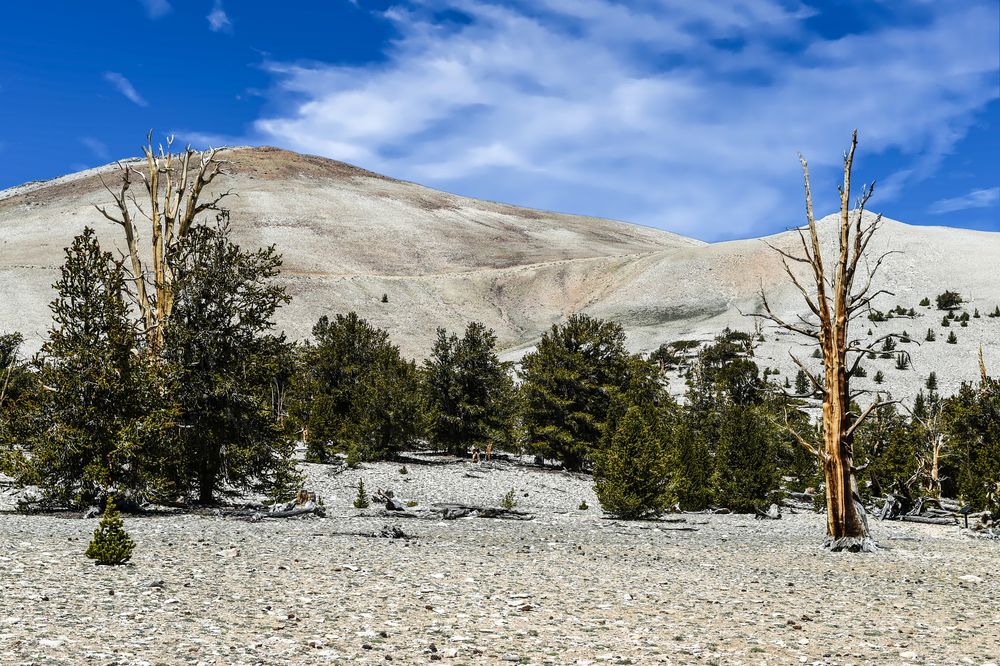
[1,147,997,401]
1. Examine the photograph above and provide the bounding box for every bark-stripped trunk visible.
[95,132,231,355]
[759,131,896,551]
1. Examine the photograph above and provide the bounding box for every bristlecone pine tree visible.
[422,322,515,457]
[85,499,135,565]
[520,314,630,470]
[353,478,370,509]
[594,404,671,519]
[95,133,234,356]
[757,131,899,551]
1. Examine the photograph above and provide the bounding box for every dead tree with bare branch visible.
[95,132,233,355]
[756,131,905,552]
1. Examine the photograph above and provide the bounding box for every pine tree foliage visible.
[942,378,1000,512]
[353,478,370,509]
[422,322,515,456]
[712,403,781,511]
[17,229,164,507]
[936,291,962,310]
[161,220,292,503]
[0,333,35,475]
[85,498,135,565]
[594,404,671,519]
[292,312,423,463]
[520,314,629,470]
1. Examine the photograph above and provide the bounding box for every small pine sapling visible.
[353,478,370,509]
[874,370,885,385]
[85,499,135,566]
[500,489,517,510]
[947,331,958,344]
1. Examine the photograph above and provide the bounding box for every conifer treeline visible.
[0,227,997,519]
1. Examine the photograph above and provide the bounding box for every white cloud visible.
[139,0,171,19]
[104,72,148,107]
[929,187,999,214]
[79,137,110,161]
[207,0,232,32]
[231,1,998,240]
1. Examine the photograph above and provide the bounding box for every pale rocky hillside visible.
[1,147,997,403]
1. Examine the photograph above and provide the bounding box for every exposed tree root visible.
[823,536,880,553]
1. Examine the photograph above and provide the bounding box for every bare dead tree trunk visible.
[758,131,900,552]
[95,132,232,355]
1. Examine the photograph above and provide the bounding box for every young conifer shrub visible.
[500,488,517,510]
[925,328,936,342]
[593,405,670,519]
[926,372,938,390]
[85,499,135,566]
[712,404,780,512]
[353,478,370,509]
[267,455,306,506]
[947,331,958,344]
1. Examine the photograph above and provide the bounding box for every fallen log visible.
[899,515,954,526]
[431,503,535,520]
[252,498,326,520]
[754,503,782,520]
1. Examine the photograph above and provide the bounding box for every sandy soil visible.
[1,456,997,665]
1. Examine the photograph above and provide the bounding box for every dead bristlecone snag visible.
[85,499,135,566]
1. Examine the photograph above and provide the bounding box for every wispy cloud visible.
[139,0,171,19]
[207,0,232,32]
[229,0,997,240]
[104,72,148,107]
[79,137,110,161]
[929,187,999,214]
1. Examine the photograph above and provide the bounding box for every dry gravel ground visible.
[1,456,998,665]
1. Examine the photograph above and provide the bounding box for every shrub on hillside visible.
[936,291,962,310]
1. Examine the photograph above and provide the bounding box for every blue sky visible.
[0,1,997,241]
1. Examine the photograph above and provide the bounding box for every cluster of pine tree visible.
[0,223,293,508]
[2,234,997,521]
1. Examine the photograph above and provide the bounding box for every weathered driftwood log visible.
[253,499,326,520]
[899,515,954,526]
[431,503,535,520]
[754,504,782,520]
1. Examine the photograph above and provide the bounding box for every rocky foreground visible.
[1,456,998,665]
